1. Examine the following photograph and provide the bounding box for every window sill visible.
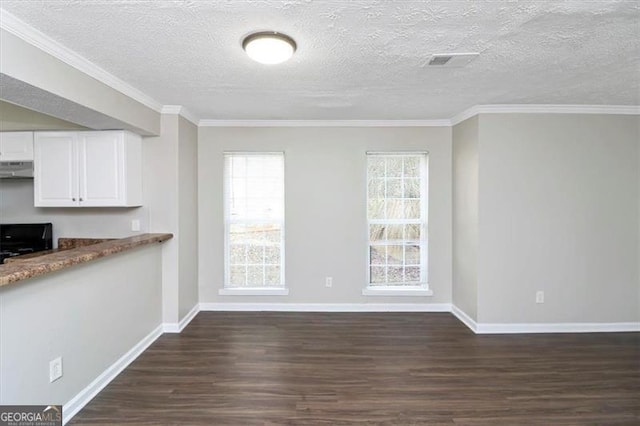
[362,286,433,297]
[219,287,289,296]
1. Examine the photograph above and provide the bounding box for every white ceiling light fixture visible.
[242,31,296,65]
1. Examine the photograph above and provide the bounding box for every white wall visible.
[143,114,199,323]
[144,114,180,323]
[477,114,640,323]
[177,117,199,318]
[452,115,479,320]
[0,179,148,245]
[0,244,162,405]
[198,126,452,305]
[0,100,86,131]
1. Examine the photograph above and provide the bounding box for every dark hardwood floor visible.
[71,312,640,425]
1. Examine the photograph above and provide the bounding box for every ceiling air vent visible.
[428,53,479,68]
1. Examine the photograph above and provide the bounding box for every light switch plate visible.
[49,357,62,383]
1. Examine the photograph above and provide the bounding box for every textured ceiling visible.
[1,0,639,120]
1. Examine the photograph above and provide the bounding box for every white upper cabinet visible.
[0,132,34,161]
[33,132,77,207]
[34,130,142,207]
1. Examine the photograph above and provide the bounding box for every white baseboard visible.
[450,305,640,334]
[63,324,163,424]
[199,302,452,312]
[475,322,640,334]
[451,305,478,333]
[163,304,200,333]
[162,323,180,333]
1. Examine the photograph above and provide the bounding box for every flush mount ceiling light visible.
[242,32,296,65]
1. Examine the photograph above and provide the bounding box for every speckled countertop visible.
[0,233,173,287]
[3,238,116,263]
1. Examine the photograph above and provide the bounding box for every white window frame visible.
[220,152,288,296]
[363,151,432,297]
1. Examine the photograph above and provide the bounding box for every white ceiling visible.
[1,0,639,120]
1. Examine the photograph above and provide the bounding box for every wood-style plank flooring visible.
[71,312,640,425]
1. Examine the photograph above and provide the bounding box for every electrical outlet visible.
[325,277,333,288]
[536,291,544,304]
[131,219,141,232]
[49,357,62,383]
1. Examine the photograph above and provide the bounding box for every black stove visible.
[0,223,53,264]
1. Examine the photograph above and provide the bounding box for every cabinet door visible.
[0,132,34,161]
[78,132,125,207]
[34,133,79,207]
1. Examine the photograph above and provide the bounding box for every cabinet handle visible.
[79,198,83,202]
[72,198,76,201]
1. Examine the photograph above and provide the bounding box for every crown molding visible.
[451,104,640,125]
[161,105,199,125]
[476,104,640,115]
[0,8,163,113]
[202,105,639,128]
[449,106,481,126]
[198,119,452,127]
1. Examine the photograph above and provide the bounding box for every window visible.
[366,152,429,293]
[222,153,286,295]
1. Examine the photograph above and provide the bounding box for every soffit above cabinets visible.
[1,1,638,121]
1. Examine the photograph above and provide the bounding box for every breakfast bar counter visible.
[0,233,173,287]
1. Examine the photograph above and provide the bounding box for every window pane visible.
[387,178,402,197]
[387,157,403,177]
[386,224,403,240]
[265,266,281,286]
[404,199,421,219]
[264,226,281,243]
[405,245,420,265]
[229,244,246,264]
[225,154,284,289]
[405,224,420,240]
[370,245,386,265]
[385,199,404,219]
[403,178,420,198]
[369,224,386,241]
[247,265,264,286]
[265,245,280,264]
[370,266,386,283]
[405,266,420,282]
[247,244,263,264]
[403,157,420,177]
[368,179,385,199]
[229,224,248,243]
[368,199,385,219]
[388,266,404,283]
[231,224,263,243]
[386,245,403,265]
[229,266,246,287]
[368,158,385,178]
